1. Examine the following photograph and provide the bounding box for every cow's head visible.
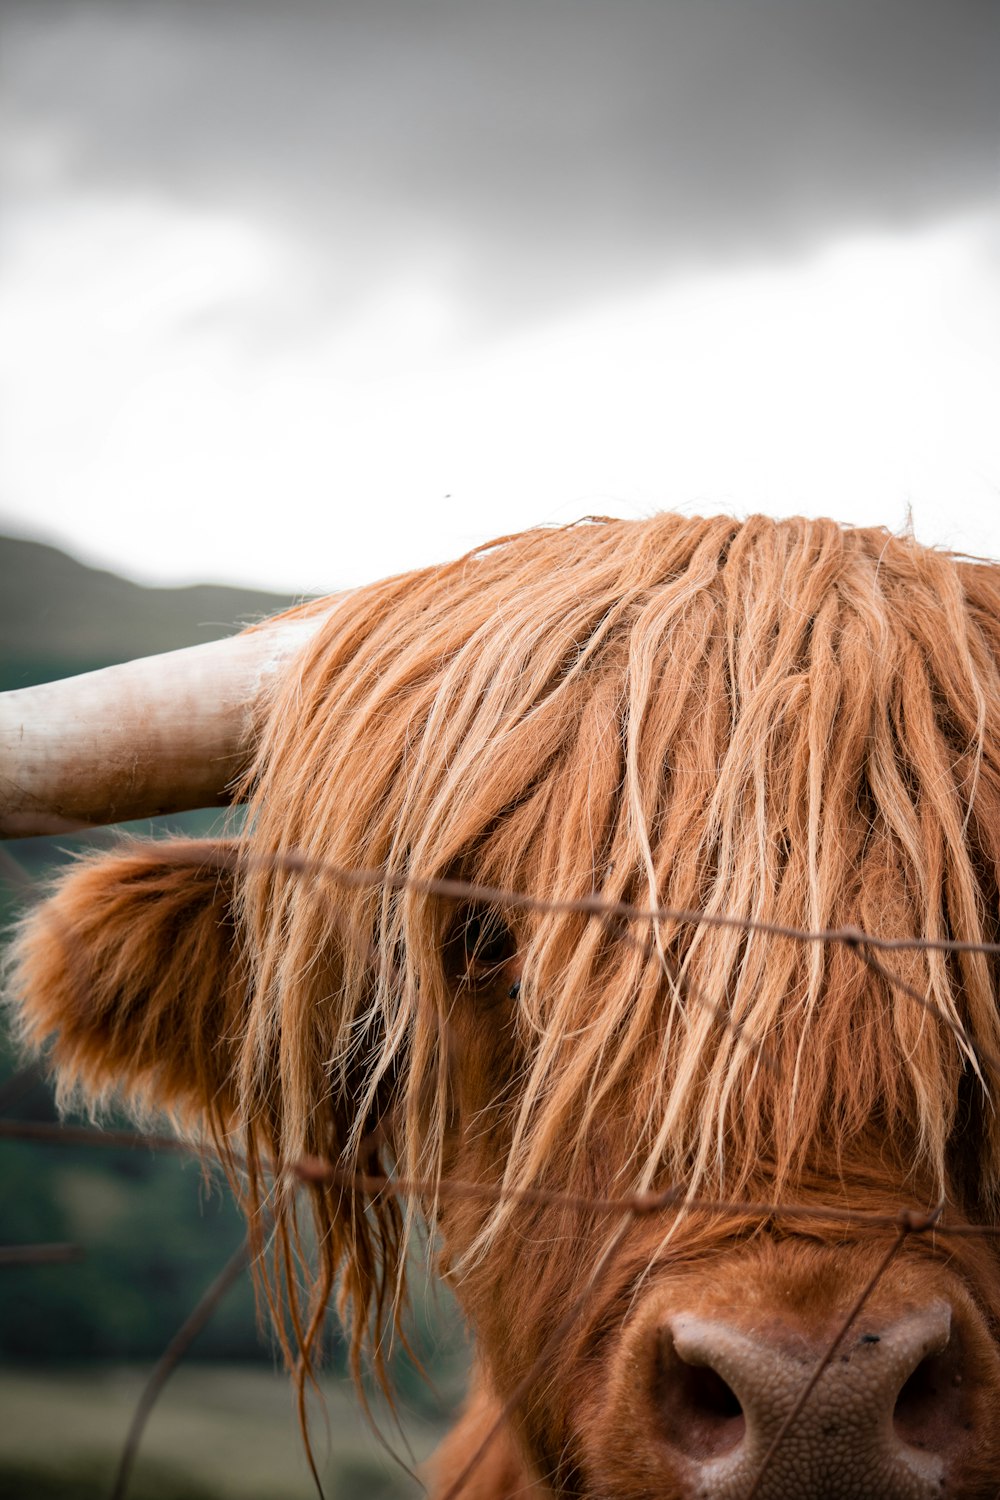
[7,514,1000,1498]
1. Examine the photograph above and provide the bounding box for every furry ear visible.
[5,840,245,1132]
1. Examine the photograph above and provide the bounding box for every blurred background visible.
[1,1,999,1495]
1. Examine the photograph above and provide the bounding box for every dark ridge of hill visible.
[0,534,306,690]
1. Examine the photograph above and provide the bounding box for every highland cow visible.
[6,513,1000,1498]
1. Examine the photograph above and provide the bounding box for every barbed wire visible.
[62,835,1000,1087]
[109,1236,255,1500]
[3,835,1000,1498]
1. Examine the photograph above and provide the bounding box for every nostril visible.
[656,1332,746,1461]
[895,1353,941,1422]
[893,1345,963,1452]
[681,1362,744,1420]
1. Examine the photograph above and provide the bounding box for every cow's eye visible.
[449,906,516,986]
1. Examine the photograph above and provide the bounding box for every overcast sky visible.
[1,0,998,594]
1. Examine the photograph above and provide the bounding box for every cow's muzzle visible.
[655,1299,961,1498]
[575,1236,1000,1499]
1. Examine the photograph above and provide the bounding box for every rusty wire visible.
[742,1205,942,1500]
[3,837,1000,1496]
[108,1237,254,1500]
[0,1118,190,1155]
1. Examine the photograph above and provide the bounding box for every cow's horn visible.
[0,615,325,838]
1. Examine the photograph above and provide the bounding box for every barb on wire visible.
[844,930,1000,1080]
[109,1236,253,1500]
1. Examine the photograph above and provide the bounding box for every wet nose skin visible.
[656,1300,965,1499]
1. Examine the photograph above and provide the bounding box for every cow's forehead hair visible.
[239,511,1000,1272]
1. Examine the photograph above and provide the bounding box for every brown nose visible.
[657,1300,966,1499]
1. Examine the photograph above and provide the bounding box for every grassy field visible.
[0,1362,459,1499]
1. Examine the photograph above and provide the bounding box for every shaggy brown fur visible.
[9,513,1000,1494]
[11,845,245,1131]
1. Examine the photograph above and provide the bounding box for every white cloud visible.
[1,195,998,592]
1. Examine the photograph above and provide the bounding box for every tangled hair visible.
[230,512,1000,1378]
[12,512,1000,1402]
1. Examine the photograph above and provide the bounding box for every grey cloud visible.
[3,0,998,324]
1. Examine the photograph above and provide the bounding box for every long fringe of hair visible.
[222,512,1000,1388]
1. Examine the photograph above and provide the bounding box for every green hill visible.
[0,535,305,691]
[0,534,466,1484]
[0,533,304,1365]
